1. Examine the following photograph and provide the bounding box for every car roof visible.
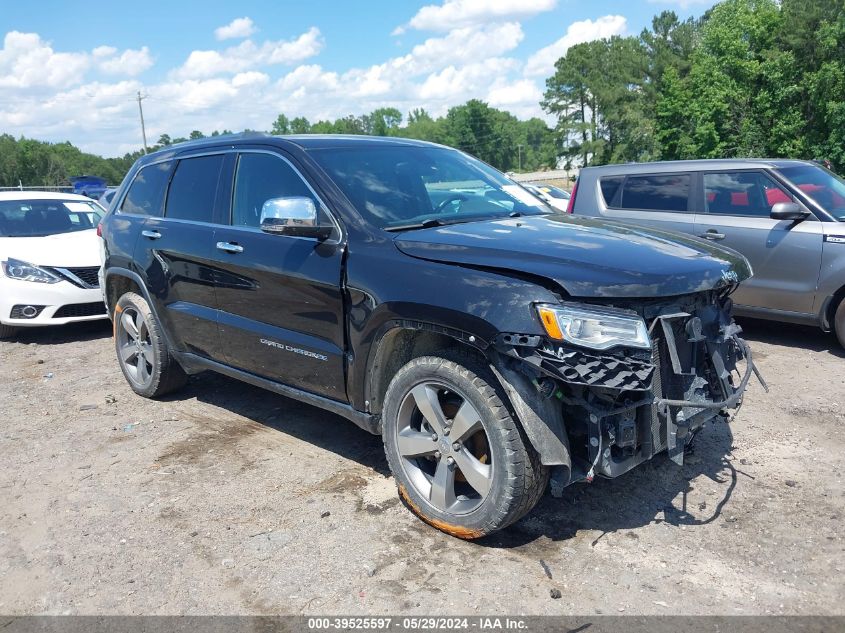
[580,158,814,174]
[0,191,95,202]
[134,132,445,166]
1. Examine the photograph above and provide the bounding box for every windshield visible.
[309,145,550,230]
[0,199,104,237]
[777,165,845,221]
[541,185,570,200]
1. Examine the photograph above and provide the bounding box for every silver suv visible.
[571,159,845,347]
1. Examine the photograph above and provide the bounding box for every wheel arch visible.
[365,322,572,476]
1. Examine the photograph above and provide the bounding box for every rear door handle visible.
[141,230,161,240]
[699,230,726,241]
[216,241,244,254]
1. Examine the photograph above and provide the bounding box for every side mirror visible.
[260,197,333,239]
[770,202,809,221]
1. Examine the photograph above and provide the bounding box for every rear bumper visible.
[0,277,108,327]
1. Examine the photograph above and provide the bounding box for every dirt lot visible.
[0,317,843,616]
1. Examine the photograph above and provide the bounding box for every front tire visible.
[382,350,548,539]
[0,324,18,340]
[114,292,187,398]
[835,298,845,349]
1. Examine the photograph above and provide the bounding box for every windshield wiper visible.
[384,218,447,232]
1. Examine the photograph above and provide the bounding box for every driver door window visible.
[232,153,320,227]
[703,172,793,217]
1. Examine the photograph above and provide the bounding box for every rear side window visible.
[120,162,172,216]
[165,155,224,223]
[618,174,690,211]
[231,153,319,227]
[704,171,793,217]
[599,176,624,206]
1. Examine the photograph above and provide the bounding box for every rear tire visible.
[382,349,548,539]
[835,298,845,349]
[0,324,18,340]
[114,292,187,398]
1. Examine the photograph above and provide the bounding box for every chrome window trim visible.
[114,147,344,244]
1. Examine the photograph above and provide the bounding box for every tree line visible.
[543,0,845,170]
[2,0,842,187]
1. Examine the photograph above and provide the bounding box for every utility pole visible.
[136,91,149,154]
[517,144,523,172]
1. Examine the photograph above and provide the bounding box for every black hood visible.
[394,214,752,298]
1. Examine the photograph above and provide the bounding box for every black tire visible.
[835,298,845,350]
[114,292,187,398]
[0,324,18,340]
[382,349,548,539]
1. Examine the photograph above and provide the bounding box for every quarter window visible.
[231,153,319,228]
[120,161,172,217]
[165,155,224,223]
[703,172,793,217]
[618,174,690,212]
[599,176,624,206]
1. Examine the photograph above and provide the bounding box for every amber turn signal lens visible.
[537,306,564,340]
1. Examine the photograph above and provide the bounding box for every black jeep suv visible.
[99,134,759,538]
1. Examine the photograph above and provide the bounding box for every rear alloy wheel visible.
[114,292,186,398]
[383,351,547,539]
[835,298,845,349]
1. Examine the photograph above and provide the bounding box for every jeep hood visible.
[393,215,751,298]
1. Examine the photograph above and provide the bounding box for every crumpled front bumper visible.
[495,294,766,491]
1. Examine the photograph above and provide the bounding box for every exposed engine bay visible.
[495,289,767,496]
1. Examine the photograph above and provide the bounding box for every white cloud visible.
[97,46,153,76]
[0,31,89,89]
[172,27,324,79]
[215,17,257,41]
[523,15,627,77]
[395,0,556,34]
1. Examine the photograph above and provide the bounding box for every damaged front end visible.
[494,289,766,496]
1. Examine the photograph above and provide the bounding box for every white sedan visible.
[522,183,571,212]
[0,191,108,338]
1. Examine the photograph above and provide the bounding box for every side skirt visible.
[173,351,379,435]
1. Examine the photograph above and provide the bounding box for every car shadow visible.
[736,316,844,358]
[171,371,392,477]
[2,320,112,345]
[169,370,740,546]
[476,420,738,548]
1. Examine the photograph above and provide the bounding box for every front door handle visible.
[699,230,726,241]
[141,230,161,240]
[216,241,244,254]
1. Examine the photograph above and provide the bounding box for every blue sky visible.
[0,0,715,157]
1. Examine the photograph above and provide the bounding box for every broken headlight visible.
[536,303,650,351]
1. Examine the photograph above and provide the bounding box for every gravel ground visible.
[0,317,843,615]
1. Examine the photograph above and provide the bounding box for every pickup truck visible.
[99,134,761,538]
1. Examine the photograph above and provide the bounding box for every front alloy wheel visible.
[383,351,548,539]
[396,381,493,515]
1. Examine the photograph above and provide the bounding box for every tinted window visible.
[165,155,224,223]
[600,176,624,205]
[704,172,792,217]
[231,153,318,227]
[120,162,172,216]
[618,174,689,211]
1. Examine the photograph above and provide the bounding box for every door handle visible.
[141,230,161,240]
[699,230,726,241]
[216,241,244,254]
